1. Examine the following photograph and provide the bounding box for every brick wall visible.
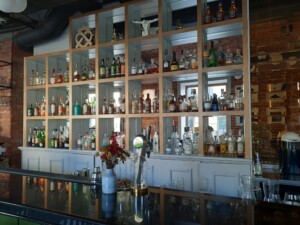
[0,39,31,168]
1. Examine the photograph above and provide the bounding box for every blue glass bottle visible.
[73,101,81,115]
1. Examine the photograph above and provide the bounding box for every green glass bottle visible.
[209,41,217,67]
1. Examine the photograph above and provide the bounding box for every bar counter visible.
[0,168,299,225]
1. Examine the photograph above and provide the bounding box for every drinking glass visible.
[283,192,300,206]
[263,179,275,202]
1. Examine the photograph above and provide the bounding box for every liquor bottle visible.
[179,50,186,70]
[99,59,106,79]
[233,49,243,64]
[192,127,199,154]
[220,132,228,154]
[227,130,236,154]
[152,126,159,153]
[148,58,159,74]
[73,101,81,115]
[202,42,210,68]
[218,89,227,111]
[27,128,33,146]
[183,127,192,155]
[27,104,34,116]
[90,131,96,150]
[110,58,116,78]
[50,69,56,84]
[80,60,89,81]
[235,90,244,110]
[226,93,236,110]
[171,125,179,153]
[56,68,63,83]
[216,42,225,66]
[102,97,108,114]
[116,132,123,148]
[34,102,40,116]
[64,126,69,149]
[120,94,125,114]
[209,41,217,67]
[170,51,179,71]
[216,2,225,21]
[73,63,80,82]
[253,152,262,177]
[29,69,35,86]
[145,93,151,113]
[211,93,219,111]
[91,97,96,115]
[166,138,172,154]
[120,56,125,77]
[101,133,109,147]
[138,93,144,114]
[82,96,91,115]
[108,98,115,114]
[237,129,245,157]
[63,65,69,83]
[168,90,177,112]
[190,89,198,112]
[204,4,212,24]
[105,58,111,78]
[185,50,191,69]
[191,48,198,69]
[163,49,170,72]
[83,132,91,150]
[229,0,238,19]
[116,57,121,77]
[138,58,144,75]
[40,96,46,116]
[131,92,137,114]
[152,90,159,113]
[35,71,41,85]
[77,134,83,150]
[50,96,56,116]
[115,97,121,114]
[131,58,137,75]
[41,70,46,85]
[65,91,69,116]
[58,96,65,116]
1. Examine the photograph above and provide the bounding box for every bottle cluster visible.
[27,96,47,117]
[50,126,70,149]
[203,41,243,68]
[165,125,199,155]
[28,70,46,86]
[130,90,159,114]
[73,96,96,116]
[49,67,70,84]
[99,56,125,79]
[73,60,96,82]
[205,128,244,157]
[27,127,46,148]
[166,88,198,113]
[101,95,125,115]
[163,49,198,72]
[131,57,159,76]
[204,0,238,24]
[203,89,243,112]
[76,129,96,150]
[101,131,126,150]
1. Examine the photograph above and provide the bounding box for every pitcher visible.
[240,175,256,202]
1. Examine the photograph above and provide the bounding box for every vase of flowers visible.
[95,134,129,194]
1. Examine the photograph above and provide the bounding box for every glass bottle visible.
[29,69,35,86]
[144,93,151,113]
[147,58,159,74]
[77,134,83,150]
[171,126,179,153]
[50,96,56,116]
[56,68,63,83]
[170,51,179,71]
[63,65,69,83]
[168,90,177,113]
[91,97,96,115]
[219,132,228,155]
[203,95,212,112]
[204,4,212,24]
[237,129,245,158]
[120,94,125,114]
[40,96,46,116]
[102,96,108,114]
[235,90,244,111]
[225,48,234,65]
[185,50,191,69]
[105,58,111,78]
[41,70,46,85]
[73,63,80,82]
[131,58,137,75]
[73,101,81,115]
[102,133,109,147]
[233,49,243,64]
[120,56,125,77]
[191,48,198,69]
[179,49,186,70]
[152,90,159,113]
[183,127,192,155]
[80,60,89,81]
[227,130,236,155]
[253,152,262,177]
[27,104,34,116]
[108,98,115,114]
[190,89,198,112]
[229,0,238,19]
[152,126,159,153]
[99,59,106,79]
[50,68,56,84]
[203,42,210,68]
[216,2,225,21]
[58,96,65,116]
[218,89,227,111]
[211,93,219,111]
[138,93,144,114]
[131,92,137,114]
[110,58,116,77]
[192,127,199,154]
[65,91,69,116]
[226,93,236,110]
[35,71,41,85]
[115,57,121,77]
[82,96,91,115]
[216,42,225,66]
[209,41,217,67]
[163,49,170,72]
[138,58,144,75]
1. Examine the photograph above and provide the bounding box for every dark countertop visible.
[0,168,299,225]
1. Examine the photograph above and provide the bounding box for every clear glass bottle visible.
[105,58,111,78]
[35,71,41,85]
[73,63,80,82]
[190,89,198,112]
[29,69,35,86]
[168,90,177,113]
[102,96,108,114]
[131,58,137,75]
[63,65,69,83]
[163,49,170,72]
[253,152,262,177]
[193,127,199,154]
[50,68,56,84]
[152,126,159,153]
[191,48,198,69]
[226,93,236,110]
[233,49,243,64]
[183,127,192,155]
[120,94,125,114]
[131,92,137,114]
[179,49,186,70]
[227,130,236,155]
[50,96,56,116]
[165,138,172,154]
[237,129,245,157]
[77,133,83,150]
[152,90,159,113]
[218,89,227,111]
[171,125,179,153]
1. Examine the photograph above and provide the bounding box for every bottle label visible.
[170,65,179,71]
[228,142,234,153]
[83,104,87,115]
[100,68,105,76]
[191,59,197,69]
[51,104,56,114]
[237,143,244,153]
[132,101,137,114]
[131,67,137,75]
[169,104,175,112]
[163,61,169,68]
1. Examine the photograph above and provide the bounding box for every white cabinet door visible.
[44,152,68,174]
[21,148,44,171]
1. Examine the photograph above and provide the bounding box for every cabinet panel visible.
[21,150,43,171]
